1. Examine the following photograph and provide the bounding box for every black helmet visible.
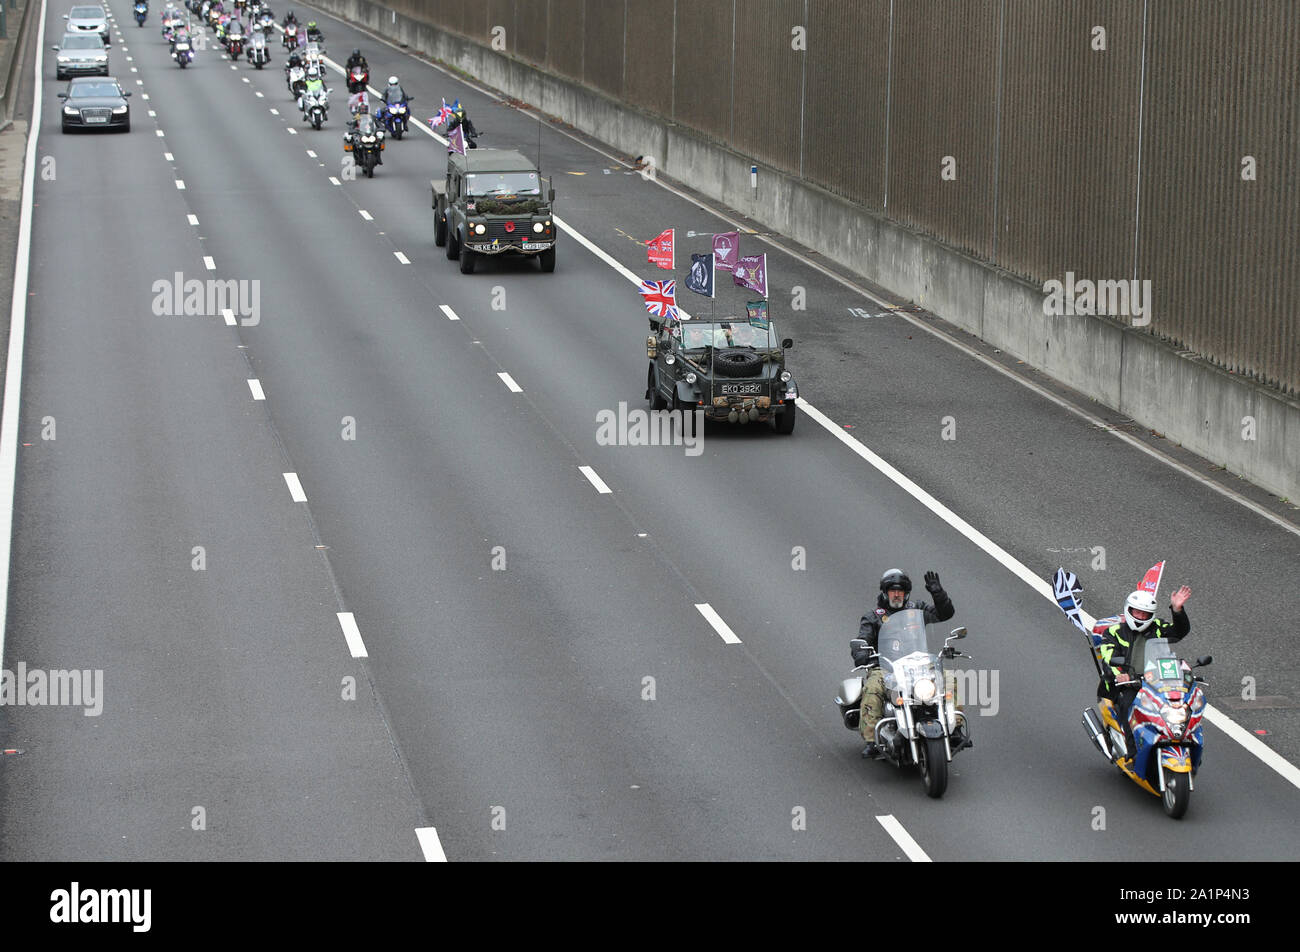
[352,48,361,57]
[879,569,911,595]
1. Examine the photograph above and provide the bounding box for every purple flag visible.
[712,231,739,273]
[733,253,767,297]
[448,124,466,156]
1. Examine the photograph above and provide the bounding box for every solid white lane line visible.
[497,372,522,393]
[415,827,448,862]
[203,256,215,271]
[578,465,612,495]
[359,209,372,221]
[0,0,49,666]
[283,472,307,502]
[394,251,410,264]
[336,612,368,658]
[221,308,236,326]
[439,304,459,321]
[247,379,265,401]
[695,603,742,645]
[187,214,199,226]
[876,815,932,862]
[328,176,341,186]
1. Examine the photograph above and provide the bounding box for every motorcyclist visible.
[383,75,407,103]
[346,48,368,73]
[446,103,478,146]
[300,65,325,111]
[852,569,958,758]
[281,9,296,25]
[1097,585,1191,744]
[306,19,323,42]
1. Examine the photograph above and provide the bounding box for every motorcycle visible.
[1083,638,1211,820]
[282,22,298,49]
[173,36,194,67]
[346,64,369,94]
[301,86,329,129]
[257,11,273,35]
[225,27,245,57]
[835,609,973,798]
[247,32,269,67]
[133,1,148,26]
[287,65,306,100]
[379,95,412,139]
[344,113,384,177]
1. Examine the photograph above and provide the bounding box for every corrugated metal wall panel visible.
[887,0,999,259]
[624,0,676,114]
[672,1,734,139]
[583,0,626,98]
[731,0,805,174]
[514,0,550,67]
[548,0,586,81]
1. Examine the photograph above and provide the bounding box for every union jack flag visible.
[638,279,679,319]
[431,98,454,127]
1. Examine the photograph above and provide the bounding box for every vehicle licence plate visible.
[86,117,108,123]
[521,242,549,251]
[721,383,762,395]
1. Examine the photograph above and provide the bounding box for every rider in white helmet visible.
[1098,583,1192,731]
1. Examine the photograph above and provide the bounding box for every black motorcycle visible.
[344,114,384,177]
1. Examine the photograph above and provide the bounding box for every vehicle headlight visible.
[96,54,108,61]
[914,678,937,702]
[64,106,79,115]
[58,55,71,62]
[684,372,697,384]
[533,222,543,233]
[474,223,486,235]
[1161,705,1187,727]
[112,105,128,114]
[780,371,792,382]
[664,354,675,366]
[362,134,375,142]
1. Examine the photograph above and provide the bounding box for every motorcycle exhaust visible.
[1081,708,1113,762]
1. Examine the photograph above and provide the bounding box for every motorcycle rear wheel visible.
[918,736,949,798]
[1161,772,1190,819]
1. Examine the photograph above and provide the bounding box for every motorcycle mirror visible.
[948,627,967,640]
[781,338,794,349]
[1194,655,1213,667]
[123,91,132,96]
[57,92,68,99]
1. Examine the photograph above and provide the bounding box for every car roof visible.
[68,6,105,13]
[449,149,538,174]
[60,31,103,42]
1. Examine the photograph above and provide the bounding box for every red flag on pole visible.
[1137,561,1165,598]
[647,229,674,270]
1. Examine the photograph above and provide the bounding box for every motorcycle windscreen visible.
[1139,638,1187,693]
[876,608,930,666]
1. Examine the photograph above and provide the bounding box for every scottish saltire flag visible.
[733,253,767,297]
[432,97,453,126]
[1137,561,1165,598]
[448,124,467,155]
[638,279,679,320]
[1052,568,1089,635]
[686,253,714,298]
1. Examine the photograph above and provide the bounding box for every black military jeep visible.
[645,314,798,433]
[431,149,557,274]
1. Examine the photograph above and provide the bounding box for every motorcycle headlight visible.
[474,224,486,235]
[533,222,544,233]
[1161,705,1187,728]
[914,678,937,702]
[362,134,375,142]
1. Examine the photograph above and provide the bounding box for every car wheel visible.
[539,246,556,273]
[446,225,460,261]
[712,349,764,378]
[61,122,70,134]
[122,118,131,132]
[434,203,447,247]
[773,401,797,434]
[648,364,667,410]
[458,243,476,274]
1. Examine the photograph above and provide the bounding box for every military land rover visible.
[645,314,798,433]
[432,149,557,274]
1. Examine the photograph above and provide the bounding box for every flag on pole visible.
[1052,568,1089,636]
[733,253,768,297]
[712,231,739,273]
[647,229,674,270]
[448,124,467,156]
[638,279,680,320]
[1137,561,1166,598]
[686,253,715,298]
[745,300,769,330]
[432,97,453,127]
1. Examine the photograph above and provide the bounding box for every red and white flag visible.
[638,279,680,320]
[1137,560,1165,598]
[647,228,674,270]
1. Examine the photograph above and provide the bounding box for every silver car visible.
[53,33,110,80]
[63,5,111,46]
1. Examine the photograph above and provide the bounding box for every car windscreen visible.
[62,35,104,48]
[464,171,541,197]
[68,82,120,98]
[678,321,773,350]
[69,6,104,17]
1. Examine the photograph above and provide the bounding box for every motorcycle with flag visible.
[1053,566,1211,818]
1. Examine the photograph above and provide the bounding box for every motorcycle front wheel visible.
[1161,772,1190,819]
[918,736,948,798]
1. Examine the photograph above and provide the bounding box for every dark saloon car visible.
[58,77,132,132]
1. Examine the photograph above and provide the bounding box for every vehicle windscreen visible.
[464,171,541,197]
[356,116,377,134]
[69,82,119,98]
[679,321,773,350]
[877,609,932,665]
[69,6,104,17]
[1141,638,1186,691]
[62,35,104,48]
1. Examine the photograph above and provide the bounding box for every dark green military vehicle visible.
[431,149,557,274]
[645,314,798,433]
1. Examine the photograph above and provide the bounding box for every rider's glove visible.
[924,570,942,594]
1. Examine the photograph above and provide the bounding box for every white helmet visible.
[388,75,398,86]
[1123,590,1158,632]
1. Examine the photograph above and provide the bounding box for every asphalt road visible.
[1,0,1297,861]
